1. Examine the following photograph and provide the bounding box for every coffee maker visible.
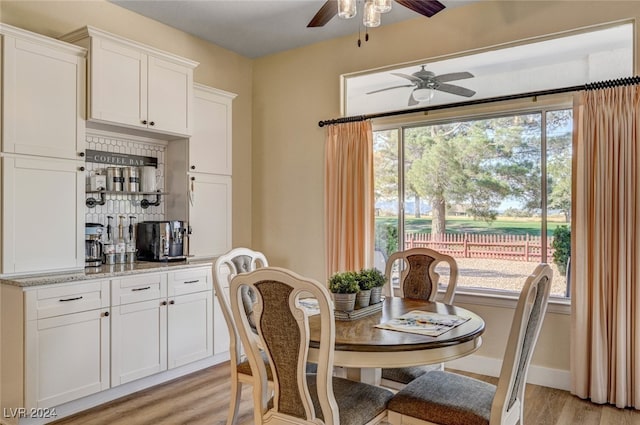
[85,223,104,267]
[136,220,187,261]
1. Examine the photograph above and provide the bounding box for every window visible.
[373,107,572,298]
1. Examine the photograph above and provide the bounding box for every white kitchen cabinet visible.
[60,26,198,137]
[190,84,236,175]
[111,273,168,386]
[1,24,86,160]
[23,280,111,409]
[167,267,214,367]
[111,268,213,384]
[167,83,235,259]
[1,155,85,275]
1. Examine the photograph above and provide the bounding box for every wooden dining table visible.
[307,297,485,384]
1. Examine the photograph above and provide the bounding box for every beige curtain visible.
[571,85,640,409]
[324,121,374,277]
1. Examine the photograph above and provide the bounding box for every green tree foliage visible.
[552,225,571,275]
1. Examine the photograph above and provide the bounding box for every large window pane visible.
[374,108,572,298]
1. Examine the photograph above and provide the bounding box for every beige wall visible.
[0,0,254,248]
[252,1,640,375]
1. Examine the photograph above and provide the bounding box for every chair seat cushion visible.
[307,374,393,425]
[381,363,442,384]
[388,370,496,425]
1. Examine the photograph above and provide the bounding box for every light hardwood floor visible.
[50,363,639,425]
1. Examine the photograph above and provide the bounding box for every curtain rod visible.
[317,75,640,128]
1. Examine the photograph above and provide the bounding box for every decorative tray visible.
[335,301,383,321]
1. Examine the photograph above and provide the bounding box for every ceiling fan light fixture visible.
[338,0,357,19]
[413,88,436,102]
[374,0,393,13]
[363,1,381,27]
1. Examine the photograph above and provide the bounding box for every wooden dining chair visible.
[230,266,393,425]
[387,263,553,425]
[381,247,459,389]
[213,247,270,425]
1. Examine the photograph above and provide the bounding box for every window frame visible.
[372,97,573,312]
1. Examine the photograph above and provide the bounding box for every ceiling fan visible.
[307,0,446,27]
[366,65,477,106]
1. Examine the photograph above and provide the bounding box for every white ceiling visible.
[110,0,477,58]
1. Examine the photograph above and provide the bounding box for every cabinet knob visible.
[103,311,110,317]
[142,120,148,125]
[190,176,195,181]
[79,152,85,157]
[161,301,168,306]
[190,165,195,170]
[169,300,175,305]
[149,121,155,126]
[79,166,85,172]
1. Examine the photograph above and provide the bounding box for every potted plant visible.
[329,271,359,312]
[358,268,387,304]
[355,270,376,308]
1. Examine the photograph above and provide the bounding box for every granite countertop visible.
[0,258,214,288]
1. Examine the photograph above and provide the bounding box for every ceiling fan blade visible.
[367,84,414,95]
[307,0,338,27]
[395,0,446,18]
[435,71,475,83]
[436,83,476,97]
[391,72,423,84]
[408,92,419,106]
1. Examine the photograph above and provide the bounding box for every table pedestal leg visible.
[346,367,381,385]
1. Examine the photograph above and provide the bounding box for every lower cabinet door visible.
[111,299,167,386]
[25,309,110,408]
[168,290,213,369]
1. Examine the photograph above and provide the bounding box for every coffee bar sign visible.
[85,150,158,168]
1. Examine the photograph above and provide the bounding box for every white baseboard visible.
[446,354,571,391]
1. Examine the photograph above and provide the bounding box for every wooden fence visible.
[405,233,554,262]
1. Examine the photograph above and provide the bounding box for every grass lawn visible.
[375,216,569,237]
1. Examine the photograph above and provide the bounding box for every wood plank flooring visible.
[50,363,640,425]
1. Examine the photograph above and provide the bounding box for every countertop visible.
[0,259,214,288]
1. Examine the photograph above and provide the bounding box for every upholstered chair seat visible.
[381,363,442,385]
[388,370,495,425]
[387,264,553,425]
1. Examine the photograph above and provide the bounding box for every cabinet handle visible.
[190,165,195,170]
[79,166,85,172]
[169,300,175,305]
[79,152,85,157]
[161,301,168,306]
[142,120,148,125]
[59,296,83,302]
[149,121,155,126]
[184,280,199,284]
[132,286,151,292]
[103,311,110,317]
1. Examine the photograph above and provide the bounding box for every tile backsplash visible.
[84,132,167,233]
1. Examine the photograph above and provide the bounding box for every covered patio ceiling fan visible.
[307,0,446,27]
[366,65,477,106]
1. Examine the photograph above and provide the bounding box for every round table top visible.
[308,297,485,353]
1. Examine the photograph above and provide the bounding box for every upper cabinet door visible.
[190,85,236,175]
[1,29,86,159]
[147,56,193,137]
[60,26,198,138]
[90,37,148,130]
